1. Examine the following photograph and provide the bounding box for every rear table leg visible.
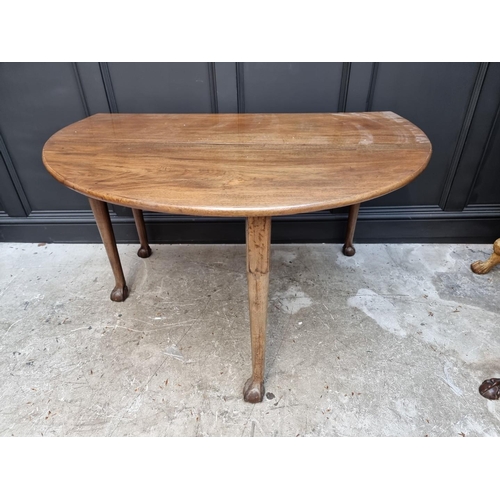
[88,198,129,302]
[132,208,152,258]
[342,203,360,257]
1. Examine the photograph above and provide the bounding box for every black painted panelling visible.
[337,63,351,112]
[214,63,238,113]
[72,63,90,117]
[345,63,374,112]
[207,63,218,113]
[445,63,500,210]
[366,62,479,206]
[73,63,110,115]
[0,136,29,216]
[239,63,344,112]
[99,63,118,112]
[439,63,489,209]
[365,63,379,112]
[106,63,214,113]
[468,114,500,205]
[0,63,90,211]
[1,62,500,244]
[2,206,499,244]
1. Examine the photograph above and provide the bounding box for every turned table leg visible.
[471,238,500,274]
[132,208,152,258]
[244,216,271,403]
[88,198,129,302]
[342,203,360,257]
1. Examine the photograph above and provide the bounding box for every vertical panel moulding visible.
[236,63,245,113]
[440,62,489,210]
[207,63,219,114]
[99,62,119,113]
[464,98,500,208]
[0,134,31,216]
[365,62,379,112]
[72,63,90,117]
[337,62,351,113]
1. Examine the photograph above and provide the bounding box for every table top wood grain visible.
[42,112,432,217]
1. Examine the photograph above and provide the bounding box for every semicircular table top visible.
[42,112,432,217]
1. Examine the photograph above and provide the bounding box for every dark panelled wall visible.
[0,62,499,244]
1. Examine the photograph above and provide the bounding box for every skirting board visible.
[1,205,499,244]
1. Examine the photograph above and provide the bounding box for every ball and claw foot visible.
[342,243,356,257]
[479,378,500,400]
[137,245,152,258]
[243,377,264,404]
[110,285,129,302]
[471,239,500,274]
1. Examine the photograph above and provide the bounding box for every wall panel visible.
[0,63,90,211]
[238,62,344,113]
[105,62,215,113]
[0,62,499,244]
[366,62,480,206]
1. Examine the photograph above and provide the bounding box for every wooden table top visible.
[42,112,432,217]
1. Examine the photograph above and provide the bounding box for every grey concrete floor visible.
[0,242,499,436]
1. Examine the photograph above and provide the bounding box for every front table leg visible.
[244,216,271,403]
[88,198,129,302]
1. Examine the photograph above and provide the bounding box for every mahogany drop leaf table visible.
[43,112,432,403]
